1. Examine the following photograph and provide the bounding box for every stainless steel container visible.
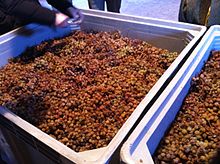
[0,10,206,164]
[120,25,220,164]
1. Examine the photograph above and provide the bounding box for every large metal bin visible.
[120,25,220,163]
[0,10,206,164]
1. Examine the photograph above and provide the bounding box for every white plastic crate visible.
[0,10,206,164]
[120,25,220,163]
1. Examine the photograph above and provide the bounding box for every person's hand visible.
[55,13,69,27]
[66,6,84,24]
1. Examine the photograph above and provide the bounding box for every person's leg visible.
[106,0,121,13]
[178,0,210,25]
[88,0,105,10]
[207,0,220,26]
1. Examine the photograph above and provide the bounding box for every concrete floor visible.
[73,0,181,21]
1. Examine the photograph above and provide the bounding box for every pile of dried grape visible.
[154,51,220,163]
[0,31,178,152]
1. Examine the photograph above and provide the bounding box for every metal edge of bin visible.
[120,25,220,163]
[0,10,206,164]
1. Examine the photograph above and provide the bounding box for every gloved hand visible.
[66,6,84,25]
[55,13,69,27]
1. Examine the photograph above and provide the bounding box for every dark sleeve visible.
[46,0,73,14]
[0,0,56,26]
[0,10,16,34]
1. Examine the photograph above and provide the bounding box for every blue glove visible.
[66,6,84,25]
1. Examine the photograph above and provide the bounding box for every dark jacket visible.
[0,0,72,35]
